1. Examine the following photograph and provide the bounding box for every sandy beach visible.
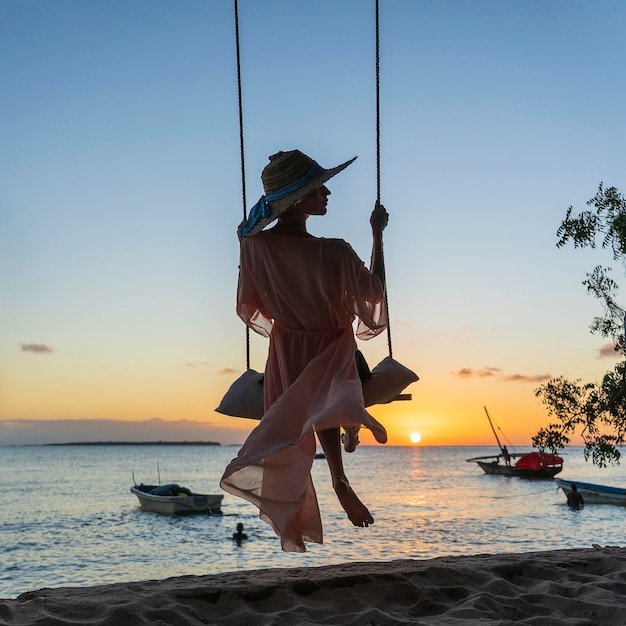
[1,546,625,625]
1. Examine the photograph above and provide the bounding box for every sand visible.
[1,547,625,625]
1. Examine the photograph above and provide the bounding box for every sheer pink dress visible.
[220,230,388,552]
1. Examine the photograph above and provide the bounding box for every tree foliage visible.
[532,183,626,467]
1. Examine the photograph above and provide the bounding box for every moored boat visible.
[466,407,564,479]
[555,479,626,506]
[469,451,564,478]
[131,483,223,516]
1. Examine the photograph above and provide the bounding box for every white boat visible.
[130,483,223,516]
[555,479,626,506]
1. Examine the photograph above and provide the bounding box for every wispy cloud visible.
[20,343,54,354]
[452,366,552,383]
[218,368,239,375]
[455,368,474,378]
[453,366,501,379]
[598,343,623,359]
[477,366,501,377]
[186,361,213,368]
[500,373,552,383]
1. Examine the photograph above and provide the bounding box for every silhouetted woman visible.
[221,150,388,552]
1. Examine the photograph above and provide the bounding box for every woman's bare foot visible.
[341,427,360,453]
[332,476,374,527]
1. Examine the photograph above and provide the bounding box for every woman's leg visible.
[317,427,374,527]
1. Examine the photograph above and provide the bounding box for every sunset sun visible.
[410,432,422,444]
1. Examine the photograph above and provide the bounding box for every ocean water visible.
[2,444,626,599]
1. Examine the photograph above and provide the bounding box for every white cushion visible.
[216,357,418,419]
[215,369,264,419]
[362,357,419,407]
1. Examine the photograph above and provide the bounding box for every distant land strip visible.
[45,441,222,446]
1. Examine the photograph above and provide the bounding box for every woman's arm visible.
[369,200,389,285]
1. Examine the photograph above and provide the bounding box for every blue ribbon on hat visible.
[238,164,324,237]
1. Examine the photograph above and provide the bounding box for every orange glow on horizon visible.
[1,357,586,447]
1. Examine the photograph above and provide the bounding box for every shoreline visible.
[2,547,625,625]
[44,440,222,446]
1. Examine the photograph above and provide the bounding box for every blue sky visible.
[1,0,625,446]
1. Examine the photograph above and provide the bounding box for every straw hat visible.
[238,150,357,237]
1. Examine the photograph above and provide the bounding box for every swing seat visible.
[362,356,418,407]
[215,369,264,419]
[222,1,418,421]
[215,356,418,420]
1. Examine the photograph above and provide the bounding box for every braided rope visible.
[375,0,394,359]
[233,0,250,370]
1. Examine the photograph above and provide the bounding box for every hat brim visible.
[240,156,357,237]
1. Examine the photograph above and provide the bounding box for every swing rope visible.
[233,0,251,371]
[233,0,395,366]
[374,0,394,360]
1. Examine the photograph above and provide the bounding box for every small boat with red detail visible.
[467,407,564,479]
